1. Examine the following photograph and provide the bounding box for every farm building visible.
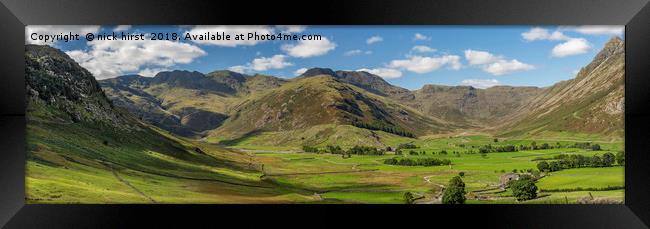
[499,173,521,188]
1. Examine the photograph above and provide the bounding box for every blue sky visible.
[27,25,624,90]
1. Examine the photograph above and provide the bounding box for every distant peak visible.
[589,36,624,66]
[154,70,203,77]
[300,68,337,77]
[117,74,145,79]
[606,36,623,45]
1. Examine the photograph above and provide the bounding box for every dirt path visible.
[105,160,274,189]
[105,163,156,203]
[423,175,445,188]
[572,111,583,120]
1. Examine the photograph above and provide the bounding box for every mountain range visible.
[97,37,624,145]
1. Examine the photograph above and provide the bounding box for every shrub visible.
[591,144,602,151]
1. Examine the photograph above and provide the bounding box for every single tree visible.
[442,176,466,204]
[510,177,538,201]
[602,152,615,167]
[537,161,549,172]
[616,151,625,165]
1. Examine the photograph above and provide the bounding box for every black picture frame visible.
[1,0,650,228]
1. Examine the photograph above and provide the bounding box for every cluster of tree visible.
[396,143,417,150]
[302,145,319,153]
[326,145,345,154]
[442,176,466,204]
[351,121,415,138]
[536,152,620,172]
[477,144,518,154]
[509,175,538,201]
[347,145,385,155]
[383,157,451,166]
[571,142,602,151]
[302,145,384,155]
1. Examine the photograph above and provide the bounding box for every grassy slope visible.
[210,75,458,146]
[496,38,624,141]
[26,101,315,203]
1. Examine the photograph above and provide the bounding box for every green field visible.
[219,132,624,204]
[27,109,624,204]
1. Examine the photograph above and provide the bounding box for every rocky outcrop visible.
[25,45,135,129]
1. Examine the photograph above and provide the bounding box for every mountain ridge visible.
[96,37,625,141]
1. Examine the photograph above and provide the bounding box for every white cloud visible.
[564,26,624,36]
[229,55,293,74]
[228,65,248,74]
[356,68,403,79]
[482,59,535,76]
[551,38,592,57]
[366,36,383,44]
[344,49,372,56]
[464,49,500,65]
[277,25,306,33]
[26,25,101,45]
[412,45,436,53]
[184,25,274,47]
[463,50,535,75]
[66,38,206,79]
[522,27,570,41]
[460,79,500,89]
[294,68,308,76]
[113,25,132,32]
[250,55,293,71]
[413,33,430,41]
[523,27,596,58]
[344,50,362,56]
[138,68,169,77]
[281,37,336,58]
[388,55,462,74]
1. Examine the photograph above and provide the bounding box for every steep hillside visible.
[496,37,625,140]
[402,85,543,125]
[25,45,310,203]
[299,68,412,99]
[100,71,287,136]
[298,68,541,126]
[211,75,458,145]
